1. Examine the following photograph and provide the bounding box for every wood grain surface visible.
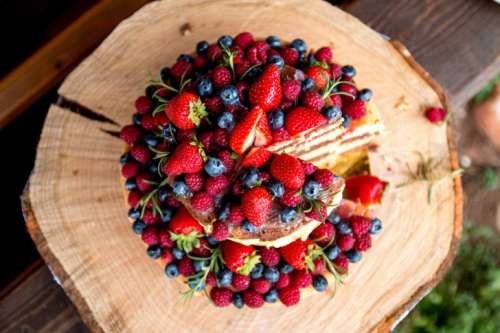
[23,1,462,332]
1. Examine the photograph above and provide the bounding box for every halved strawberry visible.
[249,65,282,112]
[229,106,264,155]
[241,186,273,227]
[344,175,387,206]
[165,92,207,129]
[221,241,260,275]
[240,147,272,168]
[254,113,272,147]
[169,206,203,253]
[285,106,327,137]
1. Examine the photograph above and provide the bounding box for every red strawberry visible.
[310,223,335,246]
[163,140,204,176]
[279,239,311,270]
[315,47,332,63]
[254,113,272,146]
[229,106,264,155]
[240,147,272,168]
[165,92,207,129]
[119,125,142,145]
[305,66,330,89]
[169,206,203,253]
[210,287,233,307]
[242,187,273,227]
[221,241,260,275]
[249,65,282,112]
[344,175,387,206]
[278,286,300,307]
[270,154,305,190]
[344,99,367,120]
[285,106,327,136]
[271,128,291,142]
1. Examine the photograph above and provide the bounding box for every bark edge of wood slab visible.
[22,1,463,332]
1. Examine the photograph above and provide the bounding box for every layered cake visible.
[119,32,386,308]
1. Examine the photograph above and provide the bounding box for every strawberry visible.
[344,175,387,206]
[165,92,207,129]
[241,187,273,227]
[305,66,329,89]
[221,240,260,275]
[271,128,291,142]
[169,206,203,253]
[279,239,312,270]
[240,147,272,168]
[285,106,327,136]
[229,106,264,155]
[163,140,205,176]
[254,113,272,146]
[270,154,305,190]
[249,65,282,112]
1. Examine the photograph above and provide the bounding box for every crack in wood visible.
[56,95,119,126]
[99,128,120,138]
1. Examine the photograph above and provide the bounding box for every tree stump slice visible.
[23,1,463,332]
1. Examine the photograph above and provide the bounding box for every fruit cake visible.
[119,32,386,308]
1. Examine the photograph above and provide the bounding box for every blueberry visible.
[264,267,280,283]
[291,38,307,53]
[242,220,257,233]
[279,261,294,274]
[218,35,233,48]
[172,247,185,260]
[313,275,328,292]
[342,65,356,77]
[358,88,373,102]
[301,78,315,91]
[327,212,341,225]
[173,180,192,198]
[323,106,342,121]
[217,203,231,221]
[194,259,209,272]
[120,152,132,165]
[132,113,142,126]
[158,187,170,202]
[267,181,285,198]
[345,249,362,263]
[145,85,157,99]
[370,218,383,235]
[325,245,340,261]
[196,40,209,54]
[264,289,279,303]
[280,207,297,224]
[147,245,162,259]
[220,85,239,106]
[242,168,260,188]
[128,208,141,219]
[196,78,214,97]
[177,54,192,62]
[204,157,226,177]
[251,263,264,279]
[207,236,220,246]
[188,277,205,291]
[269,109,284,129]
[160,208,173,223]
[132,219,146,234]
[303,180,321,199]
[165,263,179,278]
[160,67,171,83]
[217,112,235,130]
[144,133,158,147]
[245,66,263,80]
[218,268,233,286]
[232,293,244,308]
[336,221,352,235]
[162,124,177,139]
[125,179,137,191]
[148,161,158,175]
[343,115,352,128]
[268,55,284,70]
[266,35,281,48]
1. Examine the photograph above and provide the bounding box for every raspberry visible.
[301,161,317,175]
[136,172,153,192]
[176,129,196,142]
[355,233,372,251]
[278,286,300,307]
[333,253,349,272]
[153,112,169,127]
[213,128,229,147]
[199,131,213,152]
[218,150,235,173]
[166,196,181,207]
[193,55,206,69]
[425,107,447,123]
[329,94,342,108]
[315,47,332,63]
[161,249,174,264]
[120,125,142,145]
[254,41,269,55]
[178,257,196,276]
[243,290,264,308]
[267,48,281,59]
[235,81,249,100]
[131,145,151,165]
[170,60,193,81]
[275,273,290,289]
[228,204,245,225]
[135,96,152,114]
[290,270,312,289]
[344,100,367,120]
[313,169,334,189]
[185,172,205,192]
[234,32,254,50]
[309,223,335,246]
[207,44,222,61]
[210,287,233,307]
[121,162,140,178]
[232,273,251,291]
[191,238,211,257]
[141,226,159,245]
[337,234,355,251]
[302,90,325,112]
[230,45,244,64]
[128,191,141,207]
[191,192,213,212]
[143,210,160,225]
[232,180,244,195]
[211,221,229,241]
[313,258,325,274]
[271,128,291,143]
[350,215,371,237]
[246,42,268,65]
[339,83,358,103]
[259,171,271,183]
[282,80,301,101]
[251,278,271,294]
[279,188,302,207]
[140,114,156,131]
[206,272,217,286]
[330,63,342,79]
[205,175,230,196]
[159,229,174,248]
[259,247,280,267]
[235,59,251,78]
[280,47,299,66]
[305,202,327,222]
[204,96,223,113]
[211,66,232,88]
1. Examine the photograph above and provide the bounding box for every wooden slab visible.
[25,1,462,332]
